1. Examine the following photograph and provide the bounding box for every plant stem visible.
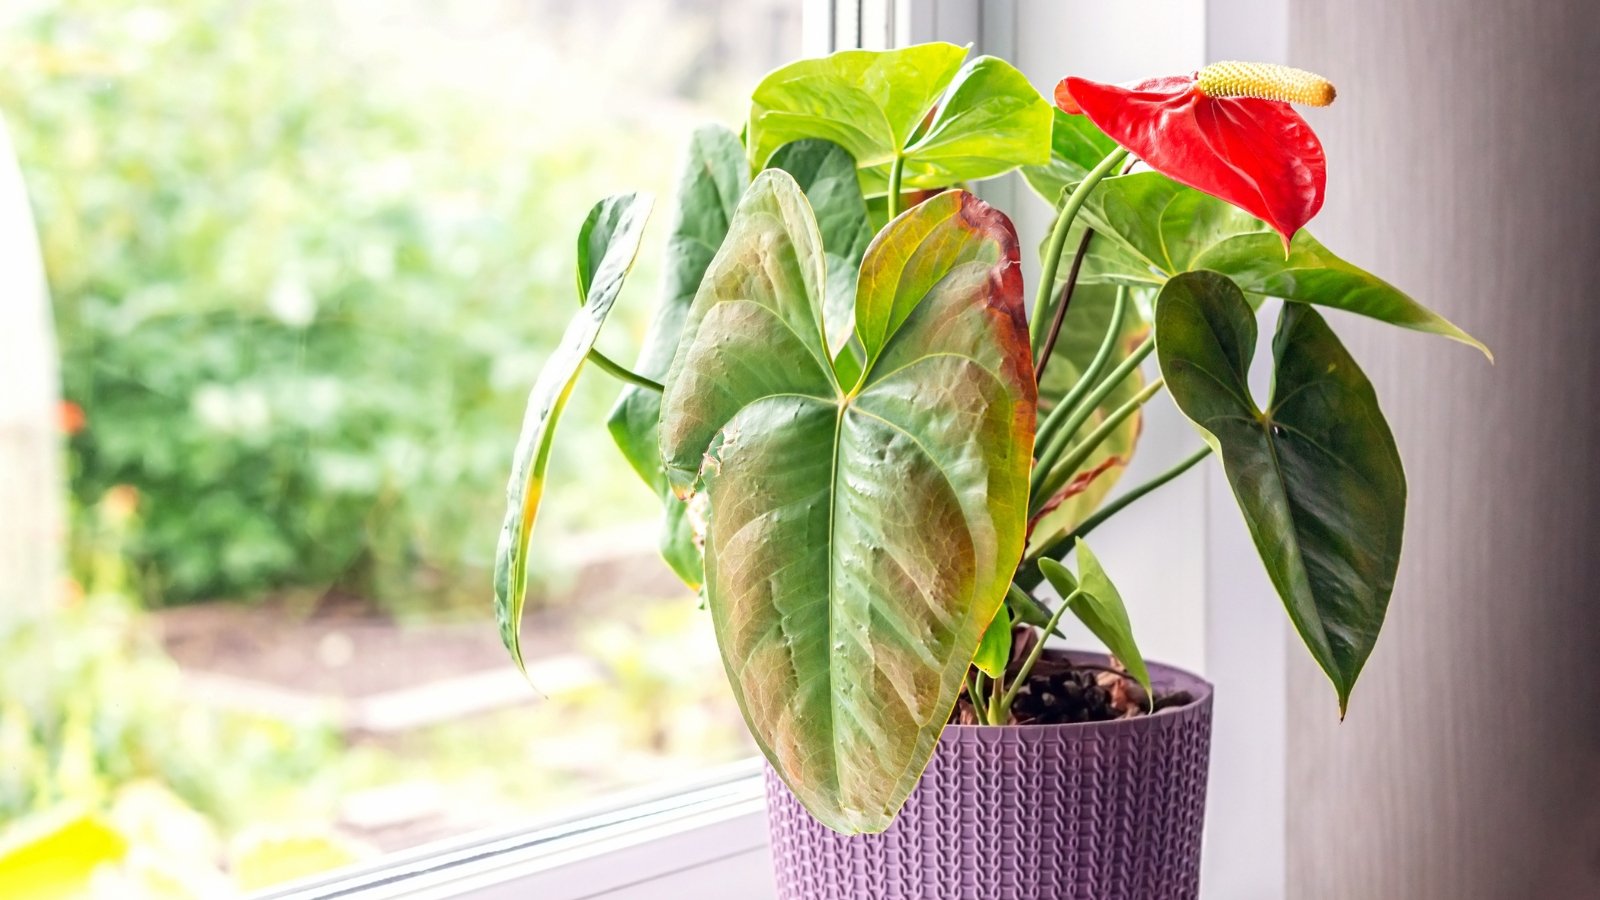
[988,671,1007,726]
[1033,286,1127,460]
[1033,377,1164,512]
[1064,444,1213,543]
[1034,229,1095,378]
[966,671,990,723]
[885,153,905,221]
[998,590,1081,716]
[1030,330,1154,501]
[1030,147,1128,349]
[586,349,663,393]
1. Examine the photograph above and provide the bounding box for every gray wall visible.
[1286,1,1600,897]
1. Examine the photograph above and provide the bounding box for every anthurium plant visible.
[494,43,1486,835]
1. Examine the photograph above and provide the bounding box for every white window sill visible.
[255,761,773,900]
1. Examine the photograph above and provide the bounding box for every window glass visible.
[0,0,795,893]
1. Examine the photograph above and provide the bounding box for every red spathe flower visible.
[1056,61,1336,246]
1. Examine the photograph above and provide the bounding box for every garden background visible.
[0,0,791,893]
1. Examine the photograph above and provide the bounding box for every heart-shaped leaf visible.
[1155,271,1405,713]
[747,43,1051,198]
[1021,107,1118,207]
[659,173,1035,833]
[497,192,652,673]
[1060,172,1489,357]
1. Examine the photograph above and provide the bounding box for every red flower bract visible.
[1056,71,1326,246]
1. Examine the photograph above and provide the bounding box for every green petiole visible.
[996,588,1082,718]
[586,349,664,393]
[1030,147,1128,349]
[1032,377,1164,514]
[1030,331,1155,502]
[1033,285,1129,459]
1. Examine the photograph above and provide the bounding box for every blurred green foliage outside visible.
[0,0,755,610]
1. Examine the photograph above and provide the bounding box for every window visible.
[1,0,798,895]
[2,2,1288,897]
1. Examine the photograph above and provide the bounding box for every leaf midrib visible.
[1183,320,1336,670]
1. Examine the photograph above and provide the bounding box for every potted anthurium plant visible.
[494,43,1487,899]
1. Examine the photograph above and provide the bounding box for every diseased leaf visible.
[608,127,746,588]
[498,192,652,673]
[747,44,1050,198]
[1020,107,1118,207]
[1155,271,1406,713]
[659,173,1034,833]
[972,602,1012,679]
[1060,172,1489,357]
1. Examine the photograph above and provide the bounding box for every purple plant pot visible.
[765,652,1213,900]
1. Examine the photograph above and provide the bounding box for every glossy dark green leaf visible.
[659,173,1035,833]
[1062,172,1489,357]
[1155,271,1406,713]
[972,602,1012,678]
[1021,108,1118,207]
[747,43,1050,197]
[497,192,652,673]
[608,127,746,588]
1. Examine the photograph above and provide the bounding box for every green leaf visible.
[747,43,1051,198]
[1062,172,1489,357]
[577,192,650,304]
[659,173,1035,833]
[1020,108,1118,207]
[972,602,1012,678]
[1036,557,1078,596]
[1065,538,1151,697]
[1006,582,1060,636]
[609,134,875,589]
[608,127,746,588]
[766,140,874,358]
[1038,548,1150,699]
[1026,283,1147,554]
[497,192,652,673]
[1155,271,1406,713]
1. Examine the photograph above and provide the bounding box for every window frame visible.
[250,2,1296,896]
[254,762,769,900]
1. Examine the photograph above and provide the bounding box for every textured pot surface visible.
[765,652,1213,900]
